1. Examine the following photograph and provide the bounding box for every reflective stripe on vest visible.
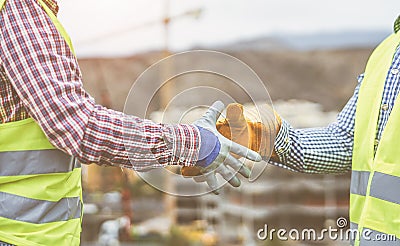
[350,170,370,196]
[351,170,400,204]
[0,0,82,244]
[350,222,400,246]
[0,192,81,224]
[0,149,75,176]
[350,29,400,246]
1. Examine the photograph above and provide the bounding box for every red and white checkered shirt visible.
[0,0,200,169]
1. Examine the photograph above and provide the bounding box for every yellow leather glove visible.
[182,103,281,177]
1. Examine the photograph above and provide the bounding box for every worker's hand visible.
[216,103,281,160]
[183,101,262,194]
[181,103,281,186]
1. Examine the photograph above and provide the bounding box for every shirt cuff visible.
[273,119,291,163]
[164,124,200,167]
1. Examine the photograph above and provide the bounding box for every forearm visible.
[269,72,362,174]
[78,104,200,169]
[270,119,353,174]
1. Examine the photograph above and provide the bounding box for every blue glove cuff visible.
[196,126,221,167]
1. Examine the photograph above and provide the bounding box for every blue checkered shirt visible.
[272,37,400,174]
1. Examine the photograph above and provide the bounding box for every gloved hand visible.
[216,103,281,160]
[182,103,281,184]
[182,101,262,194]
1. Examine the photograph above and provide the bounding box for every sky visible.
[57,0,400,58]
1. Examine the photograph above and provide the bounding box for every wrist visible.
[269,110,282,162]
[164,124,200,166]
[195,126,221,167]
[271,119,290,163]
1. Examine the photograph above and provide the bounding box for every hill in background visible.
[78,31,384,113]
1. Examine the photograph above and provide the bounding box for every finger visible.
[203,101,225,123]
[193,175,207,183]
[217,165,241,187]
[224,154,251,178]
[229,140,262,161]
[205,173,220,195]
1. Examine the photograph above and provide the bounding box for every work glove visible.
[216,103,281,160]
[182,101,262,194]
[182,103,281,184]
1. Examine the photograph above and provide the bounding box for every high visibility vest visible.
[0,1,82,245]
[350,30,400,245]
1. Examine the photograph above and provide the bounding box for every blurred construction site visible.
[78,49,373,246]
[59,1,398,245]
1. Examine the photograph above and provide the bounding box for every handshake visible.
[182,101,281,194]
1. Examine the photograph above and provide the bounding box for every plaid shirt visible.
[273,36,400,174]
[0,0,200,169]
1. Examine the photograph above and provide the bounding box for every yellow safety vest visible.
[0,1,82,245]
[351,30,400,245]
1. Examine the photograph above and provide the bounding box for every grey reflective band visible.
[70,156,81,169]
[350,222,358,246]
[349,223,399,245]
[370,172,400,205]
[360,228,399,245]
[350,222,358,230]
[0,192,81,224]
[0,149,74,176]
[351,170,370,196]
[351,171,400,204]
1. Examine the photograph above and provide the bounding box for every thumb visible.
[203,101,225,123]
[226,103,247,128]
